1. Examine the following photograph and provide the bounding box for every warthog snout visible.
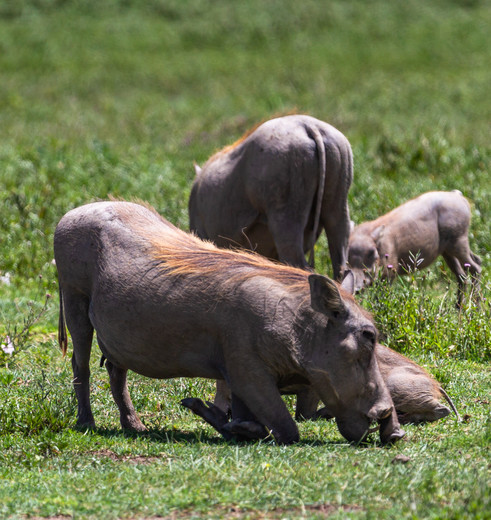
[335,416,372,444]
[336,405,405,445]
[351,267,374,293]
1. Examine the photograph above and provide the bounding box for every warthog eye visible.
[364,250,377,267]
[361,328,376,345]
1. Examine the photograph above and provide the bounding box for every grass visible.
[0,341,489,519]
[0,0,490,518]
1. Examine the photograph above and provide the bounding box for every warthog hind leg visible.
[442,238,482,309]
[62,290,95,429]
[105,359,146,432]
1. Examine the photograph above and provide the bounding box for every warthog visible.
[189,114,353,279]
[54,201,404,445]
[211,343,459,426]
[375,344,459,424]
[347,191,481,306]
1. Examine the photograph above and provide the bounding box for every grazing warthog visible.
[347,191,481,306]
[54,201,404,445]
[189,114,353,279]
[375,344,459,424]
[212,343,459,425]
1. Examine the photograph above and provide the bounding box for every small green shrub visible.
[359,266,490,362]
[0,288,53,368]
[0,367,75,435]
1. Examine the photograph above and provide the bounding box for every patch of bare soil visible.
[22,517,72,520]
[23,504,364,519]
[140,503,364,519]
[91,449,164,465]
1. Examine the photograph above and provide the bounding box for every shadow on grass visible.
[77,425,225,445]
[76,424,393,449]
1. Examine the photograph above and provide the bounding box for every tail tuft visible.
[439,387,461,422]
[58,286,68,356]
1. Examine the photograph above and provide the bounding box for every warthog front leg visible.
[442,246,482,309]
[222,419,269,440]
[181,398,233,440]
[295,387,322,421]
[224,393,269,440]
[181,398,268,441]
[227,363,300,444]
[213,379,232,415]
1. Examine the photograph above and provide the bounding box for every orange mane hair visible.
[206,110,299,164]
[117,200,309,288]
[148,229,363,312]
[149,228,309,290]
[206,122,262,164]
[119,200,361,308]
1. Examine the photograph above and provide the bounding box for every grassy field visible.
[0,0,490,518]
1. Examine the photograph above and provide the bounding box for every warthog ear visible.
[340,270,355,295]
[308,274,346,315]
[193,162,202,176]
[371,225,385,243]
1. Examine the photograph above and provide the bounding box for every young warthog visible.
[54,201,404,445]
[189,114,353,279]
[347,191,481,306]
[375,345,459,424]
[212,343,459,425]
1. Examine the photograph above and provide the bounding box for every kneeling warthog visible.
[212,343,459,426]
[54,201,404,445]
[189,114,353,279]
[348,191,481,306]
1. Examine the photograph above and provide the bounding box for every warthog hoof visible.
[121,417,147,432]
[181,398,234,440]
[311,406,334,421]
[75,420,96,430]
[181,398,271,442]
[222,419,269,441]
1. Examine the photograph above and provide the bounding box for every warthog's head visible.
[305,271,404,444]
[347,226,384,292]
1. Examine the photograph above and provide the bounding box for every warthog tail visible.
[439,387,461,422]
[58,285,68,356]
[308,128,326,268]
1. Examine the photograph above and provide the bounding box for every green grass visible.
[0,0,490,518]
[0,341,489,519]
